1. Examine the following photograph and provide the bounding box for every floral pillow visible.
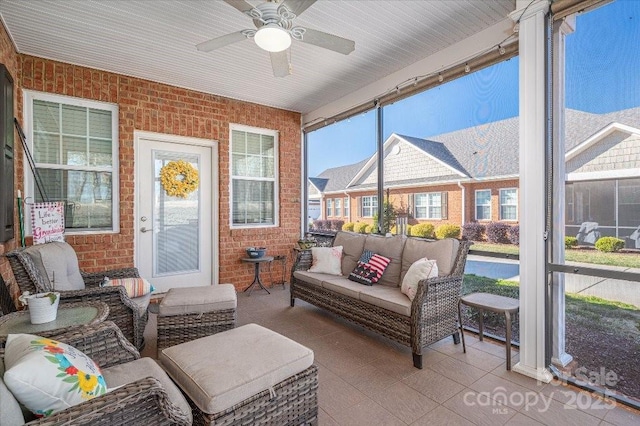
[101,277,155,298]
[308,246,343,275]
[3,333,107,417]
[401,258,439,301]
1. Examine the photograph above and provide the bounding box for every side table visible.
[241,256,274,295]
[0,301,110,349]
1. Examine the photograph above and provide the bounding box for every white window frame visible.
[344,196,349,218]
[499,188,518,221]
[414,192,442,219]
[361,195,377,218]
[334,198,341,217]
[229,123,279,229]
[23,90,120,235]
[475,189,492,221]
[326,198,333,218]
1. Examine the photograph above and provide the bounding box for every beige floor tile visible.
[443,389,518,425]
[317,374,368,418]
[489,365,548,392]
[337,363,399,397]
[539,381,616,420]
[410,405,475,425]
[318,408,340,426]
[469,373,539,410]
[430,336,467,355]
[369,381,439,424]
[602,403,640,426]
[451,345,506,372]
[403,368,466,404]
[367,349,430,381]
[504,412,544,425]
[518,396,602,426]
[471,339,516,359]
[429,357,488,386]
[329,398,405,426]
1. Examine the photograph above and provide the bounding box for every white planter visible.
[19,292,61,324]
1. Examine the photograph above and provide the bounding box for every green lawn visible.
[471,242,640,268]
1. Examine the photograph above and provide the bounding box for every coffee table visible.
[0,301,109,348]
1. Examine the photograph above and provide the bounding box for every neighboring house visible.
[310,107,640,240]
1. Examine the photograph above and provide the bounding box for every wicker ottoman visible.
[157,284,237,354]
[159,324,318,426]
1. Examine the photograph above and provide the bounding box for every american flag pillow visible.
[348,250,391,286]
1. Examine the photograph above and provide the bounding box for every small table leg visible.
[458,299,466,353]
[505,311,512,370]
[244,262,271,296]
[478,309,484,342]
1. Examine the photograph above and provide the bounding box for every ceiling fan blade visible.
[282,0,317,17]
[223,0,255,14]
[299,28,355,55]
[270,51,291,78]
[196,31,248,52]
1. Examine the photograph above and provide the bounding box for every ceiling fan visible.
[196,0,356,77]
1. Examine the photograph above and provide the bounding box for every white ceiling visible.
[0,0,515,115]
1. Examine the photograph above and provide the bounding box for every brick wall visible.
[0,23,302,292]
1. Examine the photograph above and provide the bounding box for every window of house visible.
[334,198,341,217]
[344,197,349,218]
[414,192,448,219]
[361,195,377,217]
[326,198,333,217]
[25,91,119,232]
[475,189,491,220]
[499,188,518,221]
[230,124,278,227]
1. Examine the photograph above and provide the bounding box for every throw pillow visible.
[348,250,391,286]
[101,277,155,298]
[401,258,439,301]
[3,333,107,417]
[308,246,343,275]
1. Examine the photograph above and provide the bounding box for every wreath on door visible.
[159,160,199,198]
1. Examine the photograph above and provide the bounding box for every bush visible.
[508,225,519,245]
[331,220,345,231]
[410,223,435,238]
[565,236,578,249]
[355,222,368,234]
[313,219,326,230]
[406,224,412,235]
[485,222,511,244]
[342,222,355,232]
[435,224,461,239]
[594,237,624,253]
[364,225,374,234]
[462,222,485,241]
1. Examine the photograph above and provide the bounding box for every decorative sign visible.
[31,202,65,244]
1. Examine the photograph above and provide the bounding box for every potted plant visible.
[18,291,61,324]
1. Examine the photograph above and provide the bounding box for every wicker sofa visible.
[290,231,471,369]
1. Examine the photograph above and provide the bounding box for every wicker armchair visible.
[5,245,148,349]
[0,322,191,426]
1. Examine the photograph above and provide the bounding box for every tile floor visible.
[142,285,640,426]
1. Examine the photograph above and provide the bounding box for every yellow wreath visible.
[159,160,199,198]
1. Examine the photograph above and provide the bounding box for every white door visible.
[135,132,217,292]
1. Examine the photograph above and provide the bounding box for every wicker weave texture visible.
[157,309,236,353]
[191,365,318,426]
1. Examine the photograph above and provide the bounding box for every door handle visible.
[140,227,154,233]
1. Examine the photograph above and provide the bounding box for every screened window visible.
[326,198,333,217]
[499,188,518,221]
[415,192,447,219]
[344,197,349,218]
[361,195,377,217]
[475,189,491,220]
[334,198,341,217]
[26,92,118,232]
[230,125,278,227]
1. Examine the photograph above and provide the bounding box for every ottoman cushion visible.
[159,284,237,316]
[159,323,314,414]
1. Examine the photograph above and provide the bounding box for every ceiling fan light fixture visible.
[254,24,291,52]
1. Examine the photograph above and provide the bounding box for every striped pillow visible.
[348,250,391,286]
[101,277,155,298]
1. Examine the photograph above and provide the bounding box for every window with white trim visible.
[230,125,278,227]
[334,198,341,217]
[475,189,491,220]
[26,91,119,232]
[343,197,349,218]
[361,195,377,218]
[326,198,333,217]
[414,192,447,219]
[499,188,518,221]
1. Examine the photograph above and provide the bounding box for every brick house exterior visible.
[0,23,302,297]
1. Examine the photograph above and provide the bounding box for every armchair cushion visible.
[101,277,154,298]
[23,242,84,291]
[401,258,439,301]
[0,360,26,426]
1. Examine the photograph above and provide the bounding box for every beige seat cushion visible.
[23,242,84,291]
[333,231,366,276]
[159,284,237,316]
[321,276,364,299]
[363,234,407,287]
[358,285,412,316]
[102,357,192,423]
[131,292,151,317]
[0,360,26,426]
[293,270,333,287]
[401,238,460,281]
[160,324,314,414]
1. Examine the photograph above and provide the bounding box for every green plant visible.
[342,222,355,232]
[595,237,625,253]
[355,222,368,234]
[435,224,461,239]
[364,224,374,234]
[406,224,412,235]
[409,223,434,238]
[565,236,578,249]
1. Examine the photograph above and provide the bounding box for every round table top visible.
[0,301,110,338]
[241,256,274,263]
[460,292,519,313]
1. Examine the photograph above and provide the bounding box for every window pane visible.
[262,157,274,178]
[89,138,112,166]
[61,105,86,135]
[262,135,274,157]
[232,153,246,176]
[231,130,245,153]
[232,179,274,225]
[246,155,262,177]
[34,133,59,164]
[63,136,87,166]
[246,133,261,155]
[89,109,111,138]
[33,100,59,133]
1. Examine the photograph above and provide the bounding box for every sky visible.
[306,0,640,177]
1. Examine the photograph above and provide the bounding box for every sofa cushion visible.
[24,242,85,291]
[348,250,391,286]
[0,360,26,426]
[308,246,343,275]
[401,238,460,281]
[131,293,151,317]
[358,286,412,316]
[401,259,439,301]
[293,270,332,288]
[321,276,364,299]
[363,234,406,287]
[102,357,192,423]
[333,231,367,276]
